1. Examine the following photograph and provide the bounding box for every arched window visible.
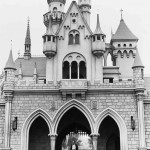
[75,34,80,44]
[62,53,86,79]
[53,7,57,12]
[129,44,132,47]
[69,34,74,45]
[118,44,121,47]
[63,61,70,79]
[79,61,86,79]
[71,61,78,79]
[68,30,80,45]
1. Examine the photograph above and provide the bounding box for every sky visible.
[0,0,150,76]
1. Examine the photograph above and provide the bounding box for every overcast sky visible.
[0,0,150,75]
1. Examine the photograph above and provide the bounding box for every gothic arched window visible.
[62,53,86,79]
[71,61,78,79]
[69,34,74,45]
[75,34,80,44]
[63,61,70,79]
[68,30,80,45]
[79,61,86,79]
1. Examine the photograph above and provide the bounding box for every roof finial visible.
[11,40,12,50]
[120,9,123,20]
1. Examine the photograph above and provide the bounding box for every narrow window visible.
[5,71,7,81]
[97,35,100,40]
[93,36,95,42]
[141,69,144,79]
[69,34,74,45]
[53,37,55,42]
[44,36,46,43]
[71,61,78,79]
[75,34,79,44]
[79,61,86,79]
[63,61,70,79]
[124,44,126,47]
[48,36,51,41]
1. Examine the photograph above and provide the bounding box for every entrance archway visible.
[98,116,120,150]
[21,109,52,150]
[56,107,92,150]
[96,108,128,150]
[29,116,51,150]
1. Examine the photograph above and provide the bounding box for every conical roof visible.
[132,50,144,68]
[94,14,105,35]
[112,19,138,41]
[25,19,31,45]
[5,50,16,70]
[44,18,55,36]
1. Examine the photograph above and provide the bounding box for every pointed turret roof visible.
[25,18,31,45]
[111,19,138,41]
[132,50,144,68]
[94,14,105,35]
[44,18,55,36]
[5,50,16,70]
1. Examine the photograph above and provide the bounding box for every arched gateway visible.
[21,104,128,150]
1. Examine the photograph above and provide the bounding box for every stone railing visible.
[59,79,88,90]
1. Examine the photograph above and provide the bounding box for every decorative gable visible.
[56,1,92,40]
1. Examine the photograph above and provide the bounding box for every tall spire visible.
[94,14,105,35]
[25,17,31,45]
[5,41,16,70]
[24,17,31,59]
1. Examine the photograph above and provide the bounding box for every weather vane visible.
[120,9,123,20]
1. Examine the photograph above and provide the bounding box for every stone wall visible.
[0,106,5,148]
[9,90,139,150]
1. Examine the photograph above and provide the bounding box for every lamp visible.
[12,117,17,131]
[131,116,135,131]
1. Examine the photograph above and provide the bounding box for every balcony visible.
[59,79,88,100]
[43,11,65,27]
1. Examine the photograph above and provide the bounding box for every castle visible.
[0,0,150,150]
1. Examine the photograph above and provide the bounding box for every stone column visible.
[91,134,99,150]
[49,134,57,150]
[4,92,13,149]
[46,57,53,83]
[136,93,147,150]
[95,56,103,83]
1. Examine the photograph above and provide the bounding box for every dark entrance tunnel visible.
[56,107,91,150]
[98,116,120,150]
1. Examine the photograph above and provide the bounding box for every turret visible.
[43,0,66,33]
[3,50,16,91]
[92,14,105,83]
[24,18,31,60]
[43,18,56,83]
[132,50,145,89]
[78,0,91,26]
[111,12,138,78]
[43,18,57,58]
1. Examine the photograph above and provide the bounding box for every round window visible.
[72,19,76,24]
